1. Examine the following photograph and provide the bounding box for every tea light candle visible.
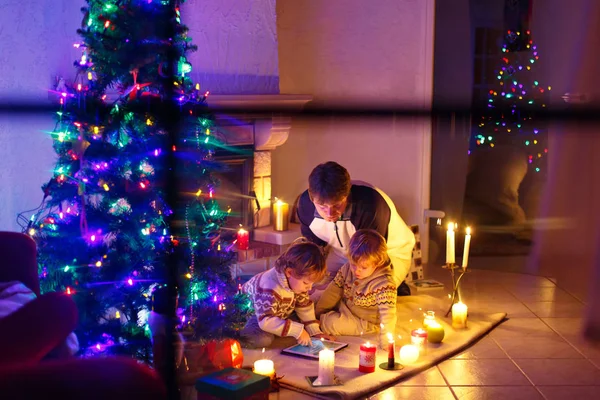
[452,302,468,329]
[426,321,445,343]
[315,345,335,386]
[411,328,428,350]
[273,199,289,232]
[399,344,420,365]
[359,341,376,373]
[237,227,249,250]
[423,311,436,328]
[253,359,275,378]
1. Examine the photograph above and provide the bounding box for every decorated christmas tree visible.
[470,30,550,174]
[20,0,250,361]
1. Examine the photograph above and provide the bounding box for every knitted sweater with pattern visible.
[315,263,397,343]
[243,268,322,339]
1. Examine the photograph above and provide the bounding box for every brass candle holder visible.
[443,262,469,317]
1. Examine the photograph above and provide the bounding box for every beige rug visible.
[242,295,506,400]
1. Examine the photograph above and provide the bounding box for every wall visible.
[527,0,600,335]
[273,0,435,260]
[0,0,83,232]
[0,0,279,232]
[182,0,278,94]
[429,0,472,263]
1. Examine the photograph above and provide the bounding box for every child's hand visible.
[297,329,311,346]
[312,333,337,342]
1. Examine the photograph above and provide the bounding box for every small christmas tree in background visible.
[20,0,251,361]
[470,30,550,174]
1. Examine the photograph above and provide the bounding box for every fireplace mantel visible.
[207,94,312,151]
[206,94,312,228]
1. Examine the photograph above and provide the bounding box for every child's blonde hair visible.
[348,229,390,268]
[273,237,326,281]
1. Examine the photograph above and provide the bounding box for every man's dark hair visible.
[308,161,351,203]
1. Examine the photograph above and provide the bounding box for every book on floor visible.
[281,339,348,360]
[407,279,445,291]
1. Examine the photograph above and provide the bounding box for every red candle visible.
[386,333,395,368]
[237,227,249,250]
[359,342,376,373]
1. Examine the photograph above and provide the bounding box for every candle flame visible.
[262,348,265,353]
[365,341,371,347]
[466,226,472,235]
[380,323,384,329]
[448,222,455,231]
[387,332,394,342]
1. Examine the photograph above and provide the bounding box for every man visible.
[297,161,416,300]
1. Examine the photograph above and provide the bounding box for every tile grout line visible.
[434,365,459,400]
[489,324,548,399]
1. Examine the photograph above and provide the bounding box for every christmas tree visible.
[470,30,550,174]
[20,0,250,361]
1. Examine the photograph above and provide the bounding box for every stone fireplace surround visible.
[208,94,312,276]
[208,94,311,227]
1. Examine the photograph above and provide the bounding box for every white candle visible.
[446,222,456,264]
[462,227,471,268]
[253,359,274,378]
[315,345,335,386]
[399,345,420,365]
[452,302,468,329]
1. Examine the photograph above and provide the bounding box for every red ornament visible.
[184,339,244,375]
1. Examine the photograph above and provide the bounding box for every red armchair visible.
[0,232,167,399]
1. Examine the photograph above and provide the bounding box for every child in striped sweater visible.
[241,239,334,348]
[316,229,397,348]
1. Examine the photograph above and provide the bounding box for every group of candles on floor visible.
[251,305,469,387]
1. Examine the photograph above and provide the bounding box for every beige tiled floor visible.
[270,265,600,400]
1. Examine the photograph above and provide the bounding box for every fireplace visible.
[211,150,254,231]
[204,94,312,235]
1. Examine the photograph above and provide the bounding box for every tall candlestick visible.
[446,222,455,264]
[452,302,468,329]
[273,199,289,232]
[462,227,471,269]
[359,341,376,373]
[314,345,335,386]
[237,227,249,250]
[386,333,395,369]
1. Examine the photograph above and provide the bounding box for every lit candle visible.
[253,359,275,378]
[386,332,395,369]
[410,328,428,350]
[237,226,249,250]
[399,344,420,365]
[462,227,471,269]
[452,302,468,329]
[359,341,376,373]
[446,222,455,264]
[423,311,436,328]
[314,342,335,386]
[253,348,275,378]
[426,321,445,343]
[272,199,289,232]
